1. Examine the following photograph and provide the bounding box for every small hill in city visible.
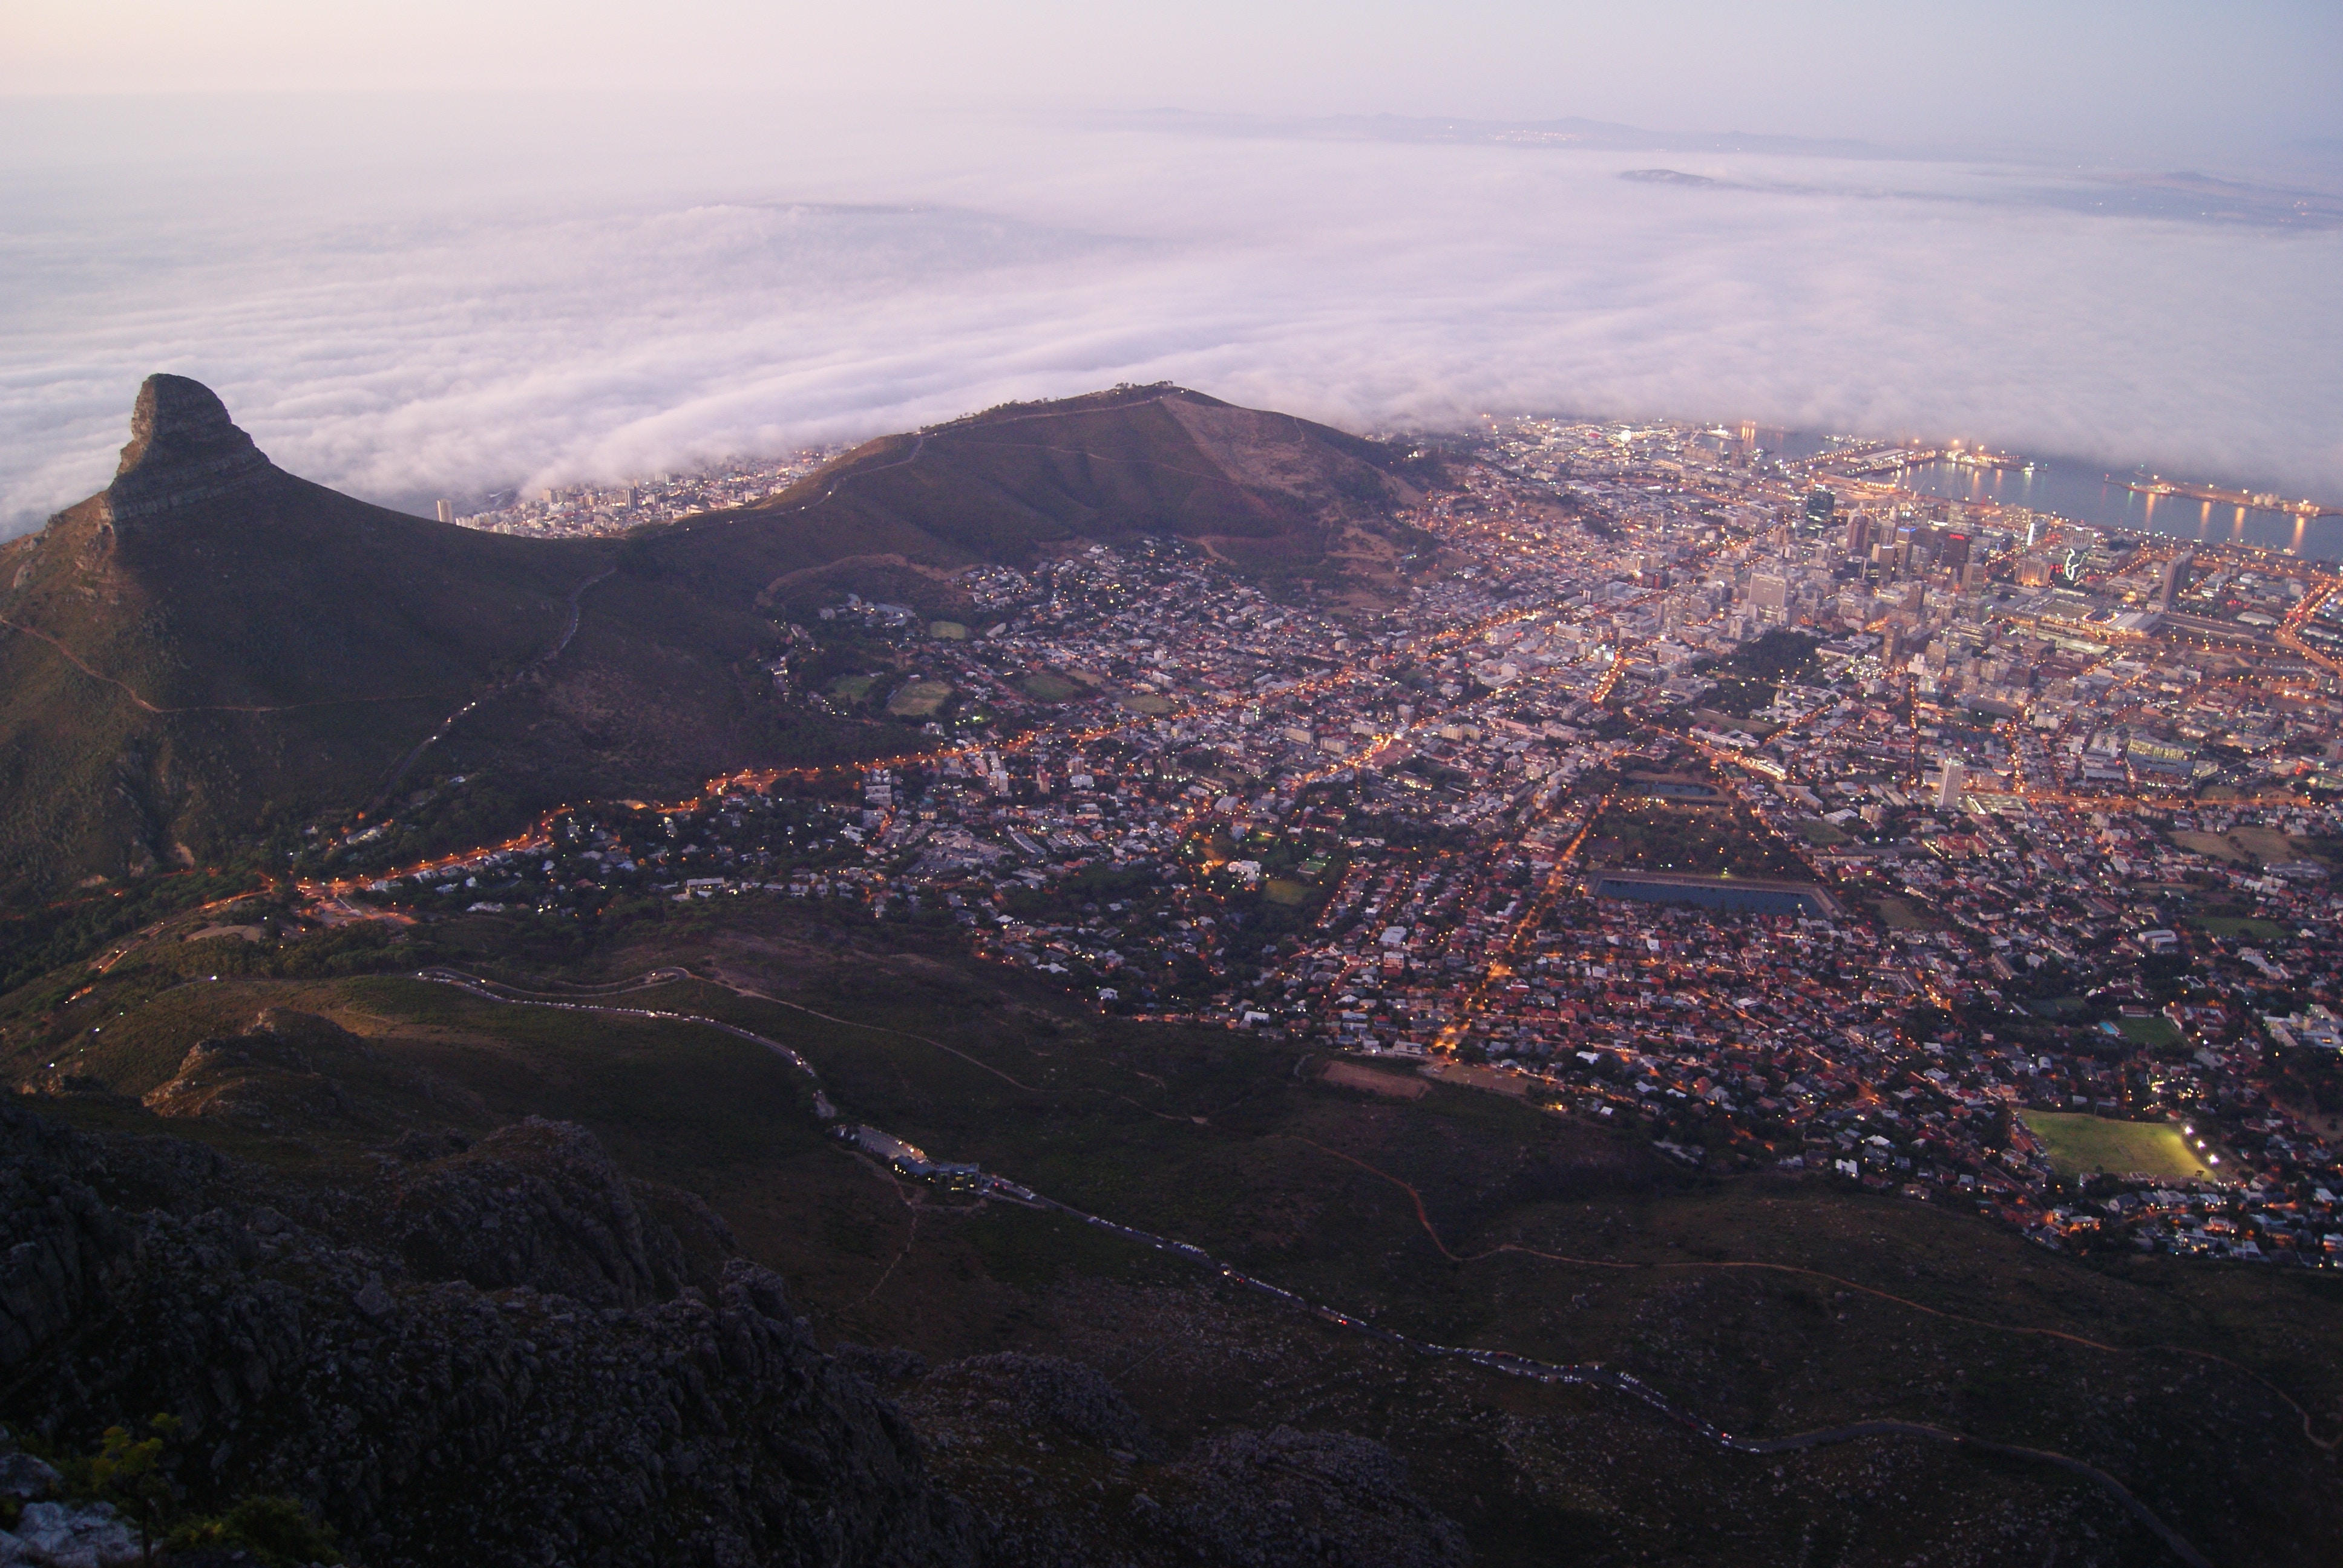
[645,384,1443,612]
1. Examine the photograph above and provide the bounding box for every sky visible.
[9,2,2341,155]
[3,3,2341,531]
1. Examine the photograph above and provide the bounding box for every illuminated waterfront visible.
[1898,456,2342,560]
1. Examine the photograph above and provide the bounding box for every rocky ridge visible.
[883,1350,1472,1568]
[0,375,1432,898]
[0,1079,1482,1566]
[0,1101,973,1567]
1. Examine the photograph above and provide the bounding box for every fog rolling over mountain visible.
[3,96,2341,534]
[7,10,2343,1562]
[0,374,1415,897]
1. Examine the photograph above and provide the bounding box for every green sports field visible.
[2115,1015,2183,1048]
[2020,1111,2217,1181]
[886,679,954,718]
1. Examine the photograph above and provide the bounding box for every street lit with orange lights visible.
[289,414,2343,1269]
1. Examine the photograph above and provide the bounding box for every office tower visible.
[1938,759,1967,811]
[1937,531,1970,573]
[1893,521,1923,571]
[2159,551,2195,607]
[435,499,455,524]
[1844,512,1873,557]
[1806,488,1837,529]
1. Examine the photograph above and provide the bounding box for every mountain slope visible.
[0,379,1432,899]
[0,377,607,892]
[0,377,807,896]
[644,384,1440,611]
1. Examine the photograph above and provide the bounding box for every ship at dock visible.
[2125,477,2336,517]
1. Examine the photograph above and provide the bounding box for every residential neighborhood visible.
[336,416,2343,1271]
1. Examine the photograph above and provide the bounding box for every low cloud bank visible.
[5,99,2339,532]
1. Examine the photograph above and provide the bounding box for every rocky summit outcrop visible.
[888,1351,1470,1568]
[382,1117,697,1308]
[0,1102,973,1568]
[103,374,275,524]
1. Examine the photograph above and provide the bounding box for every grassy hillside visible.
[0,474,595,890]
[7,894,2334,1567]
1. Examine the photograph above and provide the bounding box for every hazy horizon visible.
[5,2,2341,534]
[10,1,2341,157]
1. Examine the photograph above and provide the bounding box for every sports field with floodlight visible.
[2021,1111,2217,1181]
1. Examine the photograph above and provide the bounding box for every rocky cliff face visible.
[881,1351,1471,1568]
[104,374,276,524]
[0,1092,1484,1566]
[381,1117,701,1309]
[0,1102,973,1568]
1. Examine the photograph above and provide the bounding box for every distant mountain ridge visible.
[0,377,1430,897]
[1124,108,1901,162]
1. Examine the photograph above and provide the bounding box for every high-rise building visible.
[1844,512,1873,557]
[1937,531,1971,573]
[1937,759,1967,812]
[435,499,456,524]
[2159,551,2196,607]
[1806,488,1837,530]
[1893,521,1924,571]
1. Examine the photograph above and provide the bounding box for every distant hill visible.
[0,379,1433,898]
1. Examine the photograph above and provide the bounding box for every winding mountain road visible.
[408,962,2227,1565]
